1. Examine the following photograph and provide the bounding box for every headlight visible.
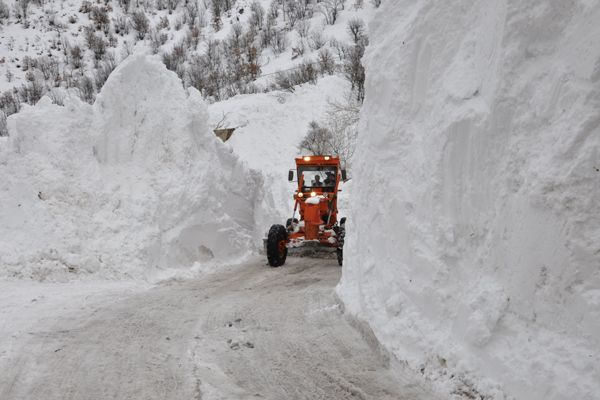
[303,156,311,161]
[297,192,304,198]
[311,191,317,197]
[324,156,330,160]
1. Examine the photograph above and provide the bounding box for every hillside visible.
[0,0,374,136]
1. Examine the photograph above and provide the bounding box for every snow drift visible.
[338,1,600,399]
[0,55,267,281]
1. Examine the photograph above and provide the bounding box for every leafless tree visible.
[347,18,365,43]
[298,121,334,156]
[344,43,366,102]
[318,0,345,25]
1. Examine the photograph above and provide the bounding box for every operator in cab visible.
[311,175,323,187]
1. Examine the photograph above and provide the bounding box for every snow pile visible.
[339,1,600,399]
[0,55,267,281]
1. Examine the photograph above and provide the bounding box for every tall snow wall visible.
[338,1,600,399]
[0,55,268,281]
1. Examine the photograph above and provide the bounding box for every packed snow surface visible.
[0,55,269,281]
[339,1,600,399]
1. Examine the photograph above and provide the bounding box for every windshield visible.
[298,166,337,191]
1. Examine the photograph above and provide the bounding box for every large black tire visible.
[267,224,288,267]
[336,217,346,267]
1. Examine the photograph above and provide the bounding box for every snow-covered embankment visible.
[0,55,269,281]
[338,1,600,399]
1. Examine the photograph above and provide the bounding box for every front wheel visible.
[267,224,288,267]
[336,248,343,266]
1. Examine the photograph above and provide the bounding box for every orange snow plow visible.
[265,155,347,267]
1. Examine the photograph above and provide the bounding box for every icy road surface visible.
[0,257,440,400]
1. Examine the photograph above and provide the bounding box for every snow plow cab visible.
[266,155,347,267]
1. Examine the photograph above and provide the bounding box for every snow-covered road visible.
[0,257,440,400]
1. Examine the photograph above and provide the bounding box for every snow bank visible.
[338,1,600,399]
[0,55,267,281]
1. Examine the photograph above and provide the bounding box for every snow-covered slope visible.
[338,1,600,399]
[208,75,348,223]
[0,54,268,281]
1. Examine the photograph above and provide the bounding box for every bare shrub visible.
[34,56,59,82]
[268,0,278,20]
[0,111,7,136]
[149,28,168,54]
[187,40,224,100]
[0,0,10,23]
[91,6,110,33]
[87,33,107,61]
[275,61,318,91]
[309,29,325,51]
[185,25,201,48]
[0,91,20,116]
[167,0,180,13]
[17,77,45,105]
[113,14,130,35]
[249,0,264,31]
[158,15,169,30]
[318,48,335,75]
[117,0,131,12]
[260,15,276,49]
[270,28,288,54]
[184,1,198,27]
[329,37,349,60]
[162,41,187,74]
[295,19,310,40]
[47,88,65,106]
[79,1,93,13]
[77,75,95,104]
[131,10,149,40]
[94,52,117,91]
[17,0,29,24]
[70,45,84,69]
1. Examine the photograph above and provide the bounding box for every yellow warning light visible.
[303,156,311,161]
[324,156,330,160]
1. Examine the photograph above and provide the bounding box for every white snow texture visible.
[338,1,600,399]
[0,55,267,281]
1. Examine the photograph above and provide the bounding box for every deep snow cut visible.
[0,55,268,281]
[338,1,600,399]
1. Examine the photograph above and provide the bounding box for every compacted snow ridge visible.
[338,1,600,399]
[0,54,271,281]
